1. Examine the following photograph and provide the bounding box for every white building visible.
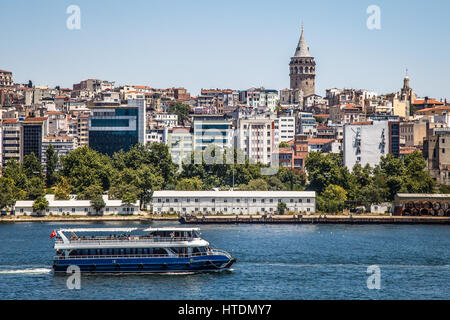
[193,116,233,151]
[297,112,317,136]
[151,113,178,128]
[41,135,76,169]
[14,195,140,216]
[236,118,274,165]
[145,127,167,145]
[343,120,391,170]
[167,127,193,167]
[152,191,316,215]
[274,116,296,145]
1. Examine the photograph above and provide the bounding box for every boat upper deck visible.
[54,227,208,249]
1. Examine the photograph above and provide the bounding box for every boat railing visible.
[53,249,229,261]
[54,236,197,245]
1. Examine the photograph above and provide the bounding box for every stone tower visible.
[400,71,415,104]
[289,25,316,97]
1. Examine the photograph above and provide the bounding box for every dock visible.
[179,214,450,225]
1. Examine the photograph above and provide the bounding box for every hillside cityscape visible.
[1,27,449,217]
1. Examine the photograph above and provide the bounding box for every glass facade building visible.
[88,103,145,156]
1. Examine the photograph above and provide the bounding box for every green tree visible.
[277,202,287,215]
[147,143,177,188]
[265,176,287,191]
[77,184,103,200]
[60,146,113,194]
[90,195,106,215]
[279,141,291,148]
[0,177,16,210]
[54,177,71,200]
[45,144,59,187]
[277,167,306,191]
[121,192,138,206]
[167,102,191,123]
[23,153,42,179]
[2,160,27,196]
[305,152,349,194]
[237,178,268,191]
[403,151,435,194]
[314,116,325,124]
[176,177,204,191]
[26,176,45,200]
[319,184,348,213]
[33,196,49,215]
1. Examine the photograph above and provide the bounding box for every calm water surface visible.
[0,221,449,299]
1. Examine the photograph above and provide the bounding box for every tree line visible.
[0,142,442,214]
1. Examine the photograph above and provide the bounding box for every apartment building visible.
[237,117,274,165]
[22,117,48,161]
[423,127,450,185]
[192,115,233,152]
[343,119,400,170]
[297,112,317,136]
[167,127,193,167]
[0,69,13,87]
[41,134,76,169]
[274,116,296,144]
[1,118,22,164]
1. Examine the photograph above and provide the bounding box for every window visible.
[195,199,199,203]
[72,208,76,213]
[174,199,178,203]
[253,199,256,203]
[307,199,310,203]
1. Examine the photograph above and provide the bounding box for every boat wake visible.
[0,267,52,274]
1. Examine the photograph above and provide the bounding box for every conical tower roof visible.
[294,25,311,58]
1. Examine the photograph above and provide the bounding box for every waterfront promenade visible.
[2,214,450,224]
[180,214,450,224]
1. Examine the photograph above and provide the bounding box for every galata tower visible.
[289,25,316,97]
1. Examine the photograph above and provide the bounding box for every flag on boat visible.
[50,230,56,239]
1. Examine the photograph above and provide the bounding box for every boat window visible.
[153,248,168,256]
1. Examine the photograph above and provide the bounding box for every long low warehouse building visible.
[14,195,140,216]
[152,191,316,215]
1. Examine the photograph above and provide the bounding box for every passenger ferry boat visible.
[52,227,236,273]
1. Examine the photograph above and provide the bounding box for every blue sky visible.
[1,0,449,98]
